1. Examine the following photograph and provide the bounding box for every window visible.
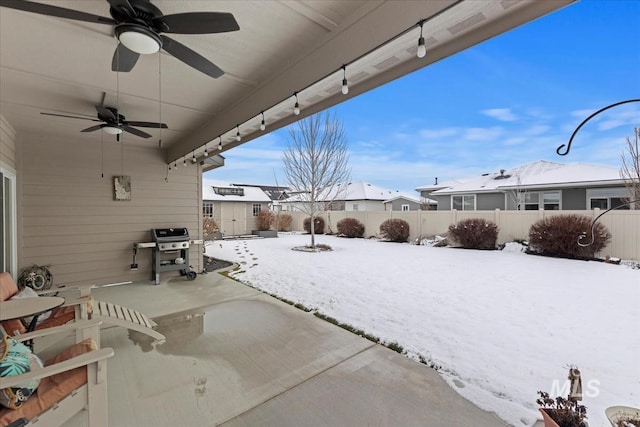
[401,204,410,212]
[203,202,214,218]
[252,203,262,216]
[543,191,560,210]
[452,195,475,211]
[523,192,539,210]
[213,186,244,196]
[587,188,631,210]
[352,204,359,211]
[590,198,608,210]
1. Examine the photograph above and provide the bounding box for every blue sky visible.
[205,0,640,193]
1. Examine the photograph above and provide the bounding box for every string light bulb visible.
[183,157,187,167]
[218,135,223,150]
[260,111,266,131]
[236,125,241,142]
[293,92,300,115]
[174,160,177,169]
[417,20,427,59]
[203,144,209,157]
[341,66,349,95]
[192,150,196,163]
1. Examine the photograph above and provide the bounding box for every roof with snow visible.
[325,181,405,201]
[416,161,624,195]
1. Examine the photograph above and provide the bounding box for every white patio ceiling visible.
[0,0,574,169]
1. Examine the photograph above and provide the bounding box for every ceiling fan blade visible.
[95,106,117,122]
[40,112,99,121]
[157,12,240,34]
[81,124,108,133]
[111,43,140,72]
[122,126,151,138]
[160,35,224,78]
[125,121,168,129]
[106,0,136,19]
[0,0,116,24]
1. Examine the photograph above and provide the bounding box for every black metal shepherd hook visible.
[578,199,640,247]
[556,99,640,156]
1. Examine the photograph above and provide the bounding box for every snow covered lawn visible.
[208,234,639,427]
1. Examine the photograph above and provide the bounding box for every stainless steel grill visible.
[150,228,196,285]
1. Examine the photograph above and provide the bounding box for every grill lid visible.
[152,228,189,242]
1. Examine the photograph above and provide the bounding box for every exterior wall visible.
[436,195,451,210]
[17,131,203,287]
[210,201,269,236]
[386,199,421,211]
[477,193,505,210]
[562,188,586,210]
[287,209,640,260]
[345,200,385,211]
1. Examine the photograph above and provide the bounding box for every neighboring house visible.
[203,183,272,236]
[416,160,631,211]
[281,181,415,212]
[383,194,437,211]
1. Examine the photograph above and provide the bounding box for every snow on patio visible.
[208,233,639,427]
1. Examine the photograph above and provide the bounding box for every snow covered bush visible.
[303,216,325,234]
[255,209,274,231]
[448,218,499,249]
[337,218,365,238]
[275,213,293,232]
[528,214,611,259]
[379,218,410,242]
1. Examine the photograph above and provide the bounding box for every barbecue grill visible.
[150,228,197,285]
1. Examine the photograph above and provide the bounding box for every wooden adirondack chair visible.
[0,320,114,426]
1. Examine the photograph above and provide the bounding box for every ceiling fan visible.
[41,105,168,141]
[0,0,239,78]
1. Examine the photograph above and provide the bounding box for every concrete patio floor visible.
[58,269,508,426]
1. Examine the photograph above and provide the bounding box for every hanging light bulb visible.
[341,66,349,95]
[192,150,197,163]
[417,20,427,59]
[203,144,209,157]
[183,157,187,167]
[236,125,241,142]
[293,92,300,115]
[168,164,172,171]
[174,160,177,169]
[260,111,266,131]
[218,135,223,150]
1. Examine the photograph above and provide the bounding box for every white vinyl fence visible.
[283,209,640,261]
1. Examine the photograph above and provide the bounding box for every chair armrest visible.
[13,320,103,343]
[0,348,114,389]
[38,286,93,298]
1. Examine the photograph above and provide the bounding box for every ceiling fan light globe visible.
[104,126,123,135]
[116,25,162,54]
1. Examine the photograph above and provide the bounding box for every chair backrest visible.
[0,272,19,302]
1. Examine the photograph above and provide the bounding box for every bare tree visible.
[620,127,640,209]
[282,110,350,247]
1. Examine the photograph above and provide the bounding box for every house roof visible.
[383,194,436,205]
[203,181,271,202]
[418,161,624,195]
